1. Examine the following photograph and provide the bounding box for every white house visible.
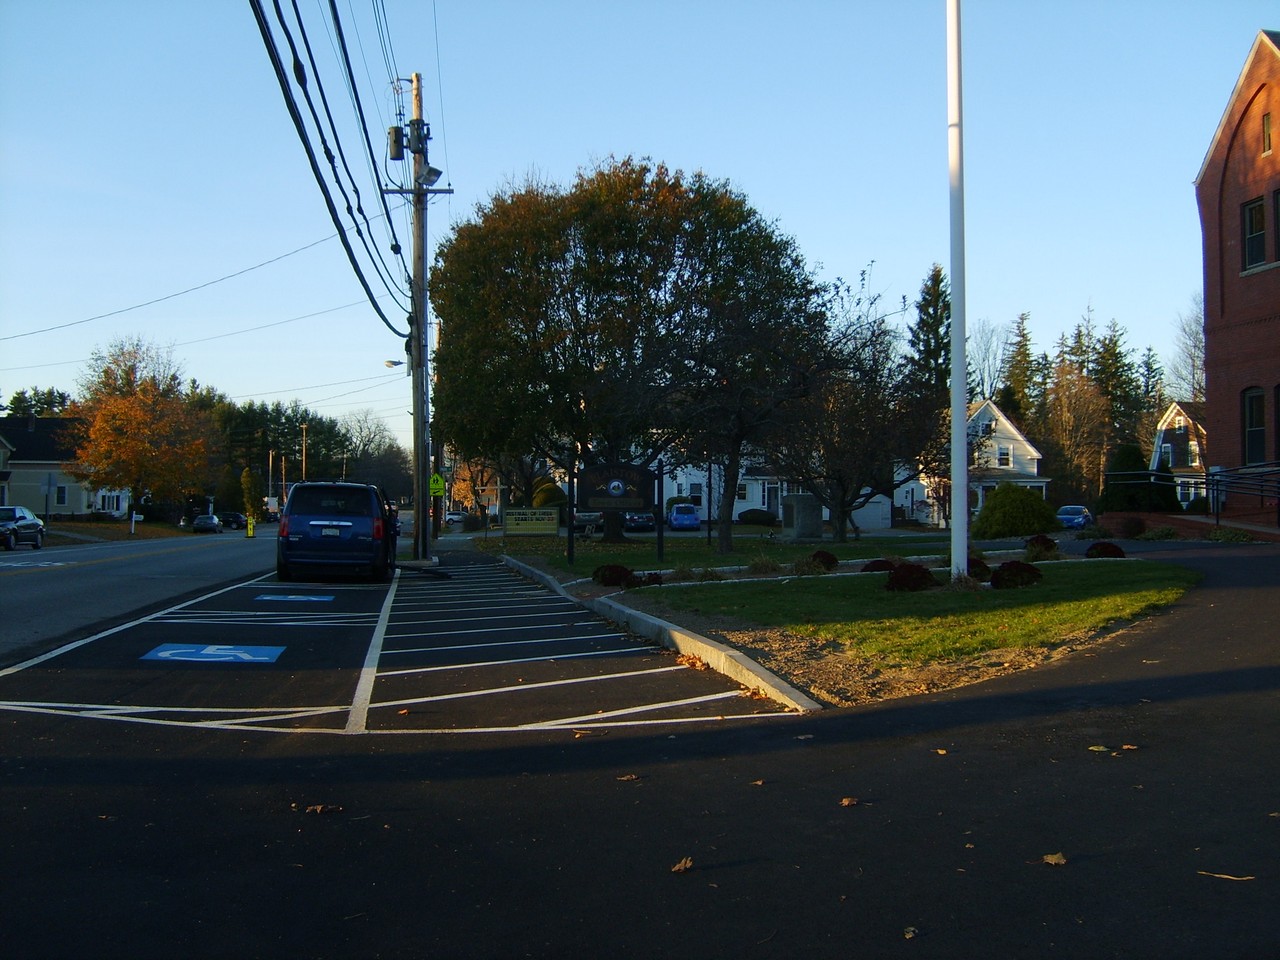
[664,461,894,531]
[896,400,1048,527]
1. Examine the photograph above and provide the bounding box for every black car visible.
[276,481,397,582]
[217,511,247,530]
[0,505,44,550]
[623,511,656,532]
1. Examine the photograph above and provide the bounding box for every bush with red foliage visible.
[1085,541,1126,559]
[810,549,839,571]
[861,558,896,573]
[990,560,1043,589]
[885,562,938,592]
[592,564,635,587]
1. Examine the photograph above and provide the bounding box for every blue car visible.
[667,503,701,530]
[1056,505,1093,530]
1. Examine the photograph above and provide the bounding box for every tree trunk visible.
[716,448,742,554]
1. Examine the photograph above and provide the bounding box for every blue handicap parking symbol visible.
[143,644,286,663]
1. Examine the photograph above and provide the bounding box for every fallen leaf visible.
[676,654,708,671]
[751,779,766,786]
[671,856,694,873]
[304,804,343,815]
[1088,745,1110,752]
[616,774,640,782]
[397,709,410,716]
[903,927,918,939]
[1197,871,1256,881]
[934,748,948,755]
[1121,744,1139,750]
[1039,852,1068,866]
[839,797,859,807]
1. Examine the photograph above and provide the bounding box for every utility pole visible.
[386,72,452,562]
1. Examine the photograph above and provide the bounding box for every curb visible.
[502,556,822,713]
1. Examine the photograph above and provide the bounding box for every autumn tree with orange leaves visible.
[64,337,210,509]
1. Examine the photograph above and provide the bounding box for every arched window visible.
[1242,387,1265,464]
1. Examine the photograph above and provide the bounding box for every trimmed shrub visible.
[1136,526,1180,541]
[990,560,1043,589]
[737,508,779,527]
[810,549,839,571]
[885,562,939,592]
[592,564,634,587]
[1085,541,1126,559]
[967,557,992,582]
[861,558,896,573]
[1184,495,1210,515]
[972,482,1059,538]
[1024,533,1060,562]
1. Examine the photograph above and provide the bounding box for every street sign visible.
[429,472,446,497]
[142,644,286,663]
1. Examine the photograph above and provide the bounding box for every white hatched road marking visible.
[0,564,794,734]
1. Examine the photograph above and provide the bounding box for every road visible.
[0,537,1276,958]
[0,528,278,663]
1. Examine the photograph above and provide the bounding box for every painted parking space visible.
[0,556,793,734]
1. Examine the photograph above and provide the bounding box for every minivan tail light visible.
[279,517,290,537]
[373,517,383,540]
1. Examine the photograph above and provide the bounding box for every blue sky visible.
[1,2,1275,450]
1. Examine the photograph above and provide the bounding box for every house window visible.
[1174,415,1185,434]
[1161,443,1173,468]
[1188,442,1201,467]
[1265,112,1273,156]
[1243,387,1265,464]
[55,485,68,506]
[735,483,747,502]
[689,481,702,507]
[997,445,1011,467]
[1243,198,1266,268]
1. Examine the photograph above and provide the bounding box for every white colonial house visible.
[895,400,1048,528]
[663,463,893,532]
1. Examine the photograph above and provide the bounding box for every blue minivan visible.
[276,481,397,581]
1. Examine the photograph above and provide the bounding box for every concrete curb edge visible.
[502,556,823,713]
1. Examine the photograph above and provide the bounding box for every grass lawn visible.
[633,560,1200,665]
[45,519,197,544]
[475,529,954,572]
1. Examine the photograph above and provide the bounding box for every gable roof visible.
[0,417,81,462]
[1195,29,1280,186]
[967,399,1043,460]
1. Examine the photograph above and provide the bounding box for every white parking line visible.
[344,570,400,734]
[377,644,658,677]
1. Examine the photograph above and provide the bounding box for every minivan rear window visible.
[287,487,371,516]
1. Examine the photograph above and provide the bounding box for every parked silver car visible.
[0,505,44,550]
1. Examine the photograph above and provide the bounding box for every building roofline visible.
[1195,29,1280,187]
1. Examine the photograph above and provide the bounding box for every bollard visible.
[246,517,255,539]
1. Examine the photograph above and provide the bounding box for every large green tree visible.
[429,157,829,548]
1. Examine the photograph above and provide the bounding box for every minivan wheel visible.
[276,560,293,582]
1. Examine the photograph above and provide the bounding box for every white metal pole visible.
[947,0,969,578]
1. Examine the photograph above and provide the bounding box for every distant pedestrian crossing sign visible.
[430,473,446,496]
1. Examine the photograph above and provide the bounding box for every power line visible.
[0,235,336,342]
[274,0,409,311]
[249,0,407,340]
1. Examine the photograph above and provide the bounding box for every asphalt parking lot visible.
[0,552,790,736]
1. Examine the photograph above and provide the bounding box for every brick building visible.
[1195,29,1280,524]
